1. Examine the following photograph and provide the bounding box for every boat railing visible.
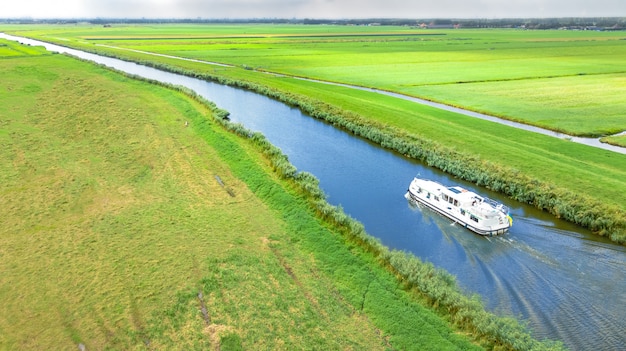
[483,197,509,214]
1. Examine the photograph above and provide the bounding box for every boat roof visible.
[442,186,481,202]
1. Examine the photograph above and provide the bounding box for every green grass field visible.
[7,24,624,137]
[0,39,495,350]
[4,24,625,240]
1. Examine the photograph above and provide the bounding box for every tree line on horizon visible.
[2,16,625,30]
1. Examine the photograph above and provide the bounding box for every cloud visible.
[173,0,310,18]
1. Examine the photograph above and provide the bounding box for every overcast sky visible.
[3,0,625,19]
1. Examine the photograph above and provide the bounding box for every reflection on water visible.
[3,33,625,351]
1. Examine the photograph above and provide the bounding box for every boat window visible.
[470,215,479,222]
[434,196,439,201]
[460,209,465,216]
[454,200,459,207]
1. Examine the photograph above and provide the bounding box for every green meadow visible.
[4,24,625,241]
[9,24,625,136]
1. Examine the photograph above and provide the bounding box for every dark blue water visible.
[4,33,625,351]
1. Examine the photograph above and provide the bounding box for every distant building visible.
[419,22,458,29]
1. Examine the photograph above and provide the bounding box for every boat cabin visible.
[441,186,479,208]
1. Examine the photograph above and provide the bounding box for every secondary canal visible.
[4,34,625,350]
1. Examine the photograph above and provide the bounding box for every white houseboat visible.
[405,177,512,236]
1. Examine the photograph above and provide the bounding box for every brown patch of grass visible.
[204,324,235,350]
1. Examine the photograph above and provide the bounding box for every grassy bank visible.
[1,39,565,350]
[602,133,626,148]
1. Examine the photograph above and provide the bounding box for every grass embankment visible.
[12,25,624,243]
[1,39,557,350]
[602,133,626,148]
[0,41,392,349]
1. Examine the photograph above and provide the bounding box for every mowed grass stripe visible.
[410,73,626,136]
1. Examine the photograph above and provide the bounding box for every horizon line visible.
[2,16,626,21]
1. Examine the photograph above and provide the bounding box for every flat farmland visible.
[0,24,622,349]
[5,24,626,240]
[20,24,625,137]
